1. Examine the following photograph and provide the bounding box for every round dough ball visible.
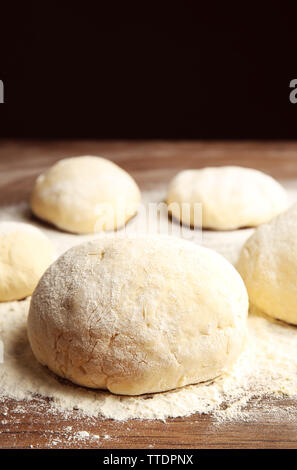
[31,156,141,234]
[237,204,297,325]
[167,166,288,230]
[28,236,248,395]
[0,222,54,302]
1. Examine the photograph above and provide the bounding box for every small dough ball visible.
[0,222,54,302]
[31,156,141,234]
[237,204,297,325]
[28,236,248,395]
[167,166,288,230]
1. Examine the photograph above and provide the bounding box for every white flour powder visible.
[0,184,297,423]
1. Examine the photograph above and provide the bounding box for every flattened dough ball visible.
[28,236,248,395]
[237,204,297,325]
[0,222,54,302]
[167,166,288,230]
[31,156,141,234]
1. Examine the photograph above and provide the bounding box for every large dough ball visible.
[167,166,287,230]
[0,222,54,302]
[28,236,248,395]
[31,156,141,234]
[237,204,297,325]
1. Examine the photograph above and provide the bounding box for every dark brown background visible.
[1,1,297,140]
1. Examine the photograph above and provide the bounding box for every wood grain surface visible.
[0,140,297,449]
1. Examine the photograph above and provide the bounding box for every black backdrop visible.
[1,1,297,139]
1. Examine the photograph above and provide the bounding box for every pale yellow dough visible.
[167,166,288,230]
[237,203,297,325]
[27,236,248,395]
[31,156,141,234]
[0,222,54,302]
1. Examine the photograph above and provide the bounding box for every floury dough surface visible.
[1,182,297,422]
[27,236,248,395]
[30,156,141,234]
[0,222,54,302]
[167,167,288,230]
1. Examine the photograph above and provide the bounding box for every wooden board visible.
[1,140,297,449]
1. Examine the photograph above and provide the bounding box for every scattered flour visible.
[76,431,90,439]
[0,184,297,423]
